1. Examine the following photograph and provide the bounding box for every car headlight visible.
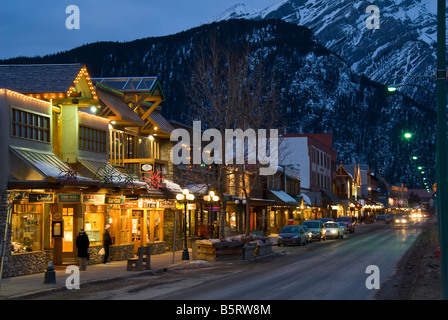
[278,235,283,239]
[330,230,337,234]
[292,235,299,239]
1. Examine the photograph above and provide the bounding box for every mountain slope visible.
[212,0,438,105]
[0,19,435,188]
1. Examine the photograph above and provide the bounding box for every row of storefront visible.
[0,63,385,279]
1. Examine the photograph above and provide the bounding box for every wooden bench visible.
[127,245,151,271]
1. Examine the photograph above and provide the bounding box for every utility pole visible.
[436,0,448,300]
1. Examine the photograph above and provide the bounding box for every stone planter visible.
[195,240,244,261]
[194,238,274,261]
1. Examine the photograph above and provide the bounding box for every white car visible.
[324,222,344,239]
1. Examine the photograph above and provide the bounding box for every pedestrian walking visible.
[103,224,112,264]
[75,229,90,271]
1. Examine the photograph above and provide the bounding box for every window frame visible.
[10,107,50,143]
[79,125,107,153]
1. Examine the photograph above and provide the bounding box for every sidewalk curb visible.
[4,261,190,300]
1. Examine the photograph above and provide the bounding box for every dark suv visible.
[302,220,326,241]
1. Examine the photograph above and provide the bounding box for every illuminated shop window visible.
[11,204,43,253]
[84,204,105,244]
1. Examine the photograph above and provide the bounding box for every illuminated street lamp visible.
[235,195,247,233]
[176,189,195,260]
[204,190,220,238]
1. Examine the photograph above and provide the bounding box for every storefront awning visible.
[138,188,167,199]
[268,190,299,206]
[185,184,208,195]
[78,157,125,183]
[77,157,146,188]
[10,147,93,184]
[251,198,276,206]
[161,179,184,199]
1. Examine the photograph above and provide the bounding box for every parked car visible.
[336,216,355,232]
[301,225,313,243]
[277,225,307,246]
[337,221,349,233]
[324,222,344,239]
[302,220,326,241]
[386,213,395,223]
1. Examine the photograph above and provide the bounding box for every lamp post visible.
[436,0,448,300]
[204,190,219,238]
[176,189,195,260]
[235,195,247,234]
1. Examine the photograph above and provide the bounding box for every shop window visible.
[84,205,105,245]
[11,204,43,253]
[62,207,74,252]
[153,210,162,241]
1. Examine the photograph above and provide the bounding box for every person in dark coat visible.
[103,224,112,264]
[76,229,90,271]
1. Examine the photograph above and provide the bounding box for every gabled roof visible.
[336,163,353,180]
[0,64,84,93]
[97,87,145,126]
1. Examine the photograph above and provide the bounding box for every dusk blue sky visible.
[0,0,278,60]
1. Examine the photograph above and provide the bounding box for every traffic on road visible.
[276,212,429,248]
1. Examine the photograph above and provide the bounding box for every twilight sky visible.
[0,0,278,60]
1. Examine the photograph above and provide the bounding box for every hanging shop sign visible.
[140,163,153,173]
[58,194,81,203]
[125,195,139,201]
[82,194,105,204]
[158,200,176,208]
[105,196,125,205]
[175,203,196,210]
[124,201,139,209]
[140,198,157,208]
[28,192,54,203]
[204,204,220,211]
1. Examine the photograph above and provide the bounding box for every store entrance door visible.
[131,210,144,252]
[62,204,78,262]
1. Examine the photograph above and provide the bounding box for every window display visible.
[11,204,43,253]
[84,204,105,245]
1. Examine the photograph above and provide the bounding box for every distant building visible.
[407,188,434,213]
[280,133,337,192]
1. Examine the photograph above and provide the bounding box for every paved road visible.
[30,219,426,300]
[155,220,425,300]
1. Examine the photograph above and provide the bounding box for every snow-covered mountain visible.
[212,0,439,104]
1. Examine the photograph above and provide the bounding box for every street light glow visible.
[387,86,397,92]
[404,132,413,139]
